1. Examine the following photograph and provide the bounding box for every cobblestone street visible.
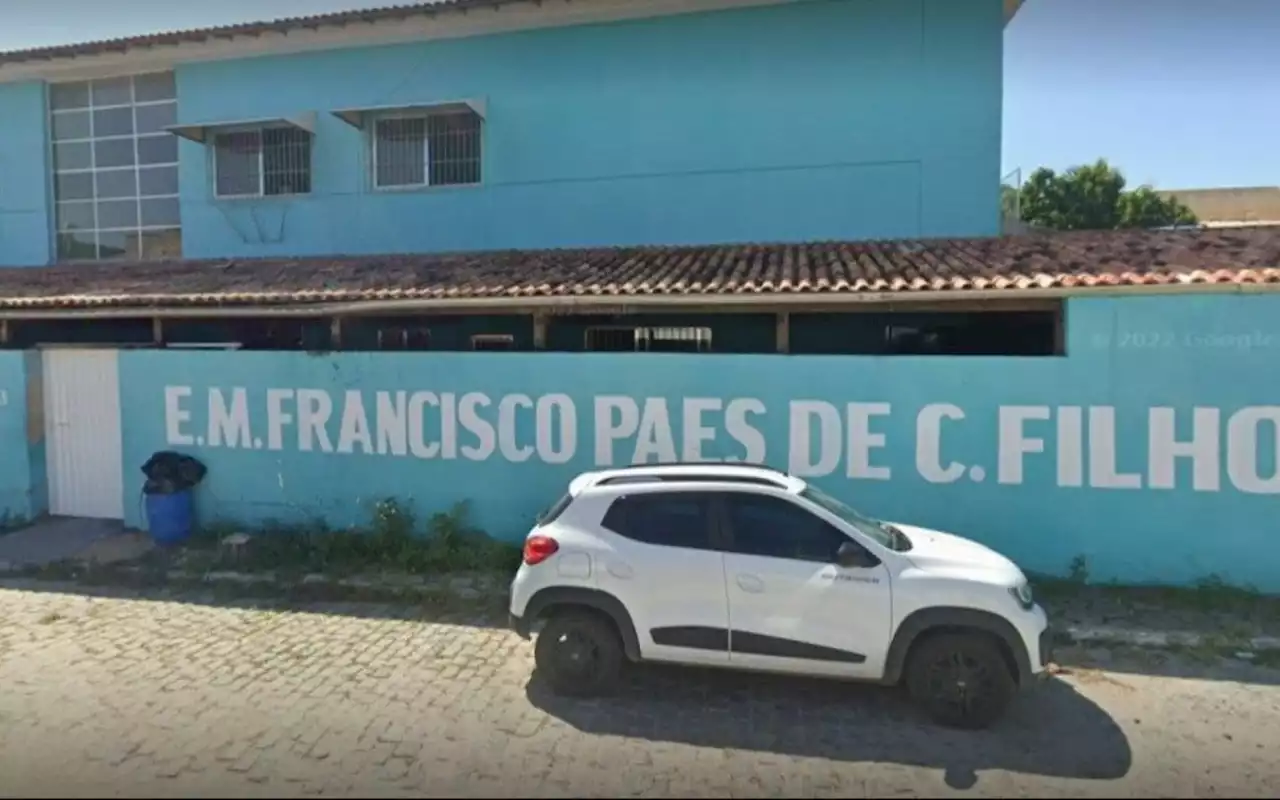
[1,581,1277,798]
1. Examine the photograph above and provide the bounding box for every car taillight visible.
[523,535,559,566]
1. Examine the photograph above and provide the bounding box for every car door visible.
[719,490,892,680]
[593,488,731,666]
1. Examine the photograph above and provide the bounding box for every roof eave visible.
[0,0,791,84]
[0,279,1276,320]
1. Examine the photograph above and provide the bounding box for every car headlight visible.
[1009,581,1034,610]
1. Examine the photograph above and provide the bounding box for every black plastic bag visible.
[141,451,207,494]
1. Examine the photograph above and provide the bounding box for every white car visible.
[509,463,1051,729]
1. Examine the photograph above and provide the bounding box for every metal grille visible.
[585,327,713,353]
[376,325,432,351]
[471,334,514,351]
[48,71,181,261]
[373,110,481,189]
[213,126,312,198]
[644,327,713,353]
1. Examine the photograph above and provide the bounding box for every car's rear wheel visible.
[534,609,623,697]
[904,632,1016,730]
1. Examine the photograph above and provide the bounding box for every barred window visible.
[372,110,481,189]
[213,127,312,198]
[585,326,713,353]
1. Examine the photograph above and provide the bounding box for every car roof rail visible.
[594,474,788,488]
[607,461,788,474]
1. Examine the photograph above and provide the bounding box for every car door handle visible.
[735,574,765,594]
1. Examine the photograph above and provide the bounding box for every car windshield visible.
[799,485,902,551]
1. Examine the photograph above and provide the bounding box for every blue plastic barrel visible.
[145,488,194,545]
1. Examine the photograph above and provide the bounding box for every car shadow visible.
[525,662,1132,788]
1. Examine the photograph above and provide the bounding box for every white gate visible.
[43,349,125,519]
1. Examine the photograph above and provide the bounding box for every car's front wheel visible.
[534,609,624,697]
[904,632,1016,729]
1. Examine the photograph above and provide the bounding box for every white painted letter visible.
[916,404,964,484]
[1089,406,1142,489]
[1227,406,1280,494]
[208,388,251,449]
[594,396,639,466]
[164,386,194,446]
[681,398,721,462]
[633,398,677,464]
[847,403,891,480]
[725,398,767,464]
[498,394,534,462]
[1149,407,1221,491]
[336,390,374,455]
[296,389,334,453]
[376,391,408,456]
[407,391,440,459]
[266,389,294,451]
[439,393,458,460]
[1057,406,1084,487]
[788,401,841,477]
[998,406,1050,485]
[537,394,576,464]
[458,392,496,461]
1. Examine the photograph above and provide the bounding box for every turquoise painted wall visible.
[23,351,47,518]
[0,82,53,267]
[0,352,38,523]
[176,0,1003,259]
[117,293,1280,590]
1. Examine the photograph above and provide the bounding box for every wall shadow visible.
[526,662,1133,788]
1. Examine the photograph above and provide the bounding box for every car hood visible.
[886,522,1024,583]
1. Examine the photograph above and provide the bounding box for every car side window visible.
[724,493,849,564]
[601,492,716,551]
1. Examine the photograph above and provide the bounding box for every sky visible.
[1,0,1276,190]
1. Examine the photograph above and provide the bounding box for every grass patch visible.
[1029,556,1280,621]
[179,499,523,580]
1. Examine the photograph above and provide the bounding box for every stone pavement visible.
[0,581,1278,798]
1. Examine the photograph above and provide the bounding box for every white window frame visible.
[211,124,312,201]
[369,109,482,192]
[47,72,181,262]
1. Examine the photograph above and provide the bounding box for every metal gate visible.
[43,349,124,520]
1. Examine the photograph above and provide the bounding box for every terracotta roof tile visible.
[0,2,514,66]
[0,226,1277,312]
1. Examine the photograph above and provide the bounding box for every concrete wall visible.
[173,0,1003,258]
[0,82,53,267]
[108,292,1280,590]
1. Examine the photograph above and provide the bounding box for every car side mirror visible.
[837,541,879,569]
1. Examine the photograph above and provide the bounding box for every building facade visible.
[0,0,1013,267]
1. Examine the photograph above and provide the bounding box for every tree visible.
[1009,158,1198,231]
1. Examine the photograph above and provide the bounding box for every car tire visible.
[904,631,1016,730]
[534,609,624,697]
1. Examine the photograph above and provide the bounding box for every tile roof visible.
[0,226,1277,313]
[0,2,508,66]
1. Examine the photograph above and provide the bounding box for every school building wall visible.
[2,290,1278,589]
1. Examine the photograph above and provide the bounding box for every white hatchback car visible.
[509,463,1051,729]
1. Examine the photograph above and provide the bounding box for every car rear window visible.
[536,493,574,527]
[601,492,715,551]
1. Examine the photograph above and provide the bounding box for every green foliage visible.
[1067,555,1091,585]
[1011,158,1198,231]
[194,499,522,576]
